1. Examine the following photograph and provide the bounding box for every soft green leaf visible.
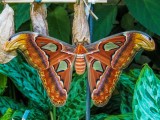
[0,73,7,95]
[0,108,13,120]
[119,69,140,94]
[132,64,160,120]
[135,55,151,65]
[0,55,52,111]
[91,113,108,120]
[121,13,154,36]
[133,23,154,36]
[146,45,160,68]
[47,6,71,43]
[0,97,47,120]
[134,50,143,63]
[121,13,135,30]
[89,94,121,118]
[0,96,23,115]
[11,108,48,120]
[104,113,133,120]
[15,4,30,30]
[0,5,4,12]
[93,5,117,42]
[57,72,87,120]
[17,21,32,32]
[124,0,160,35]
[117,69,140,113]
[89,69,139,117]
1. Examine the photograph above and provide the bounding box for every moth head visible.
[130,31,155,51]
[74,43,88,54]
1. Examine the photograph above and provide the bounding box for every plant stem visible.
[50,111,53,120]
[53,106,56,120]
[86,4,93,120]
[86,79,91,120]
[50,106,56,120]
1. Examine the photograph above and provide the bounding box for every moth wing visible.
[86,31,155,70]
[39,55,75,106]
[85,31,155,106]
[4,32,76,106]
[4,32,75,70]
[86,56,120,107]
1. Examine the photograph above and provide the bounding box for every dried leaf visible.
[30,3,48,36]
[72,1,90,44]
[0,4,17,64]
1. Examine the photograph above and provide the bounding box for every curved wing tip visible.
[92,99,110,107]
[51,100,67,107]
[92,92,112,107]
[50,92,68,107]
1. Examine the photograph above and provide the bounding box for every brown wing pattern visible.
[86,55,121,107]
[86,31,155,106]
[39,56,75,106]
[4,32,75,106]
[4,31,155,107]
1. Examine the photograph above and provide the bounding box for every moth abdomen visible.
[75,54,86,75]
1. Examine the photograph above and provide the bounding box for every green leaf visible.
[124,0,160,35]
[91,113,108,120]
[17,21,32,32]
[0,73,7,95]
[0,5,4,11]
[133,23,154,36]
[0,96,23,115]
[135,55,151,65]
[117,69,140,113]
[134,50,143,63]
[90,69,139,117]
[11,108,48,120]
[121,13,135,30]
[47,6,71,43]
[15,4,30,30]
[57,72,87,120]
[93,5,117,42]
[90,94,121,117]
[104,113,133,120]
[132,64,160,120]
[0,97,47,120]
[121,13,154,36]
[0,55,52,111]
[0,108,13,120]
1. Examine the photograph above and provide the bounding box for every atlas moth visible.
[4,31,155,107]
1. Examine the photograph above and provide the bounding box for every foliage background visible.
[0,0,160,119]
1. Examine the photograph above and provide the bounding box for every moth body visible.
[74,44,87,75]
[75,54,86,75]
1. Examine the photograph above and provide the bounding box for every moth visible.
[4,31,155,107]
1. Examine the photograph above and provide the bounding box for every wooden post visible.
[2,0,107,3]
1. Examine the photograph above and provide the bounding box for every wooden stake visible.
[2,0,107,3]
